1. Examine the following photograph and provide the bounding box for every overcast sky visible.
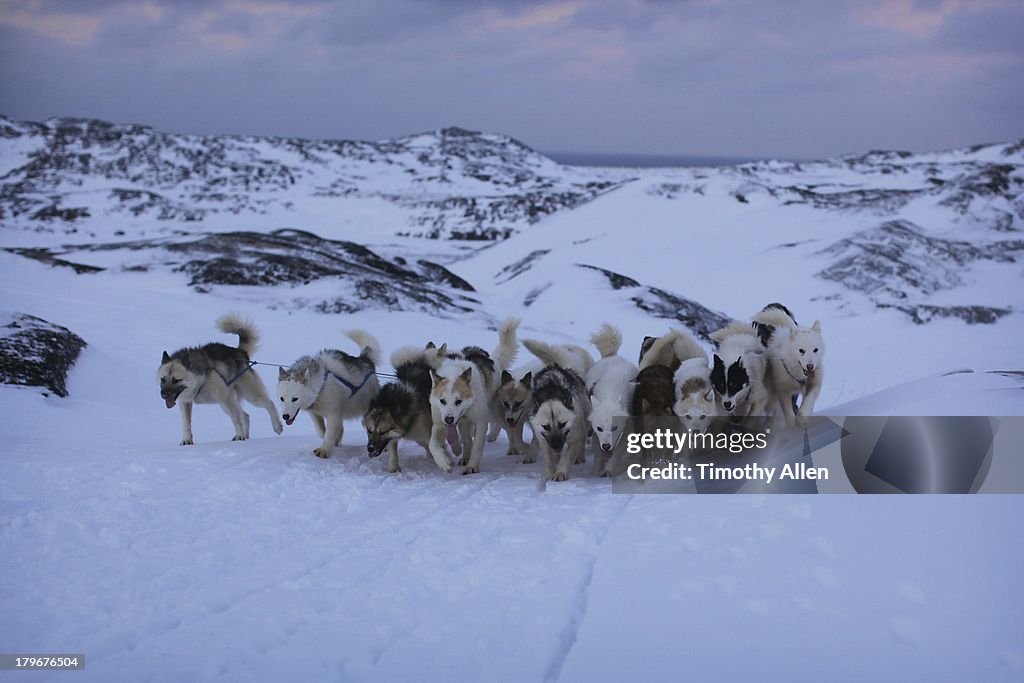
[0,0,1021,158]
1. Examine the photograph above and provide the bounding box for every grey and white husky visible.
[362,347,437,473]
[276,331,381,459]
[157,314,283,445]
[523,339,592,481]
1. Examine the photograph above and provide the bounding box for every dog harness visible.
[214,360,257,388]
[780,358,807,385]
[323,368,375,397]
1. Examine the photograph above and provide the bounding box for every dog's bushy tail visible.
[590,323,622,359]
[493,317,520,371]
[751,308,797,347]
[391,345,426,371]
[639,329,706,370]
[523,338,568,368]
[709,321,757,347]
[670,328,707,365]
[216,313,259,356]
[347,330,382,367]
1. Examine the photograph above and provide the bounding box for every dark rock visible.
[816,220,1024,299]
[0,314,87,397]
[577,264,730,342]
[5,229,479,317]
[876,304,1012,325]
[495,249,550,284]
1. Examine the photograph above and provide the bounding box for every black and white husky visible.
[709,321,771,419]
[157,314,283,445]
[362,347,437,473]
[276,331,382,459]
[522,339,592,481]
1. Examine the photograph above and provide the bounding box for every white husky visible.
[673,357,717,435]
[584,323,637,477]
[752,308,825,427]
[276,331,381,459]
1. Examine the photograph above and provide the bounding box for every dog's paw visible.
[600,468,612,478]
[180,437,194,446]
[458,454,471,467]
[794,415,808,428]
[521,455,536,464]
[386,463,401,474]
[486,433,498,443]
[273,423,283,435]
[551,471,569,482]
[313,447,332,459]
[462,464,480,475]
[574,454,586,465]
[437,458,454,474]
[232,435,246,442]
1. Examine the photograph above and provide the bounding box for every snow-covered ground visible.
[1,119,1023,680]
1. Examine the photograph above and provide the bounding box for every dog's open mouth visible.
[164,396,176,409]
[801,364,816,380]
[284,412,297,426]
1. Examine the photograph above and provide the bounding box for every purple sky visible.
[0,0,1021,158]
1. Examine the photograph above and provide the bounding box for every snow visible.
[1,122,1023,680]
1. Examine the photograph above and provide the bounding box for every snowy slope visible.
[1,118,1023,681]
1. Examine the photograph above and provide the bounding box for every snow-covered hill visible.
[1,117,1023,681]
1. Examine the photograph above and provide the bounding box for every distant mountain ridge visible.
[0,115,621,241]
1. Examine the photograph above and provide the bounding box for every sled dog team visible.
[156,304,825,480]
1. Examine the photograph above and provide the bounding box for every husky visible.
[363,347,438,473]
[709,321,772,419]
[429,355,493,475]
[495,361,540,458]
[497,339,594,465]
[484,318,524,444]
[674,357,717,436]
[752,306,825,428]
[523,339,593,480]
[638,328,707,372]
[585,323,637,477]
[528,365,591,482]
[276,331,381,459]
[157,314,283,445]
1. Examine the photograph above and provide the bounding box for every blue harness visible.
[213,360,257,388]
[323,368,375,397]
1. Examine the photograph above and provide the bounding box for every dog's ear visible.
[641,398,651,413]
[278,366,286,380]
[437,343,448,357]
[430,369,442,385]
[501,369,513,385]
[704,387,714,402]
[161,351,171,364]
[811,320,821,332]
[425,341,436,349]
[459,367,473,383]
[303,366,311,381]
[710,355,725,390]
[520,371,532,387]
